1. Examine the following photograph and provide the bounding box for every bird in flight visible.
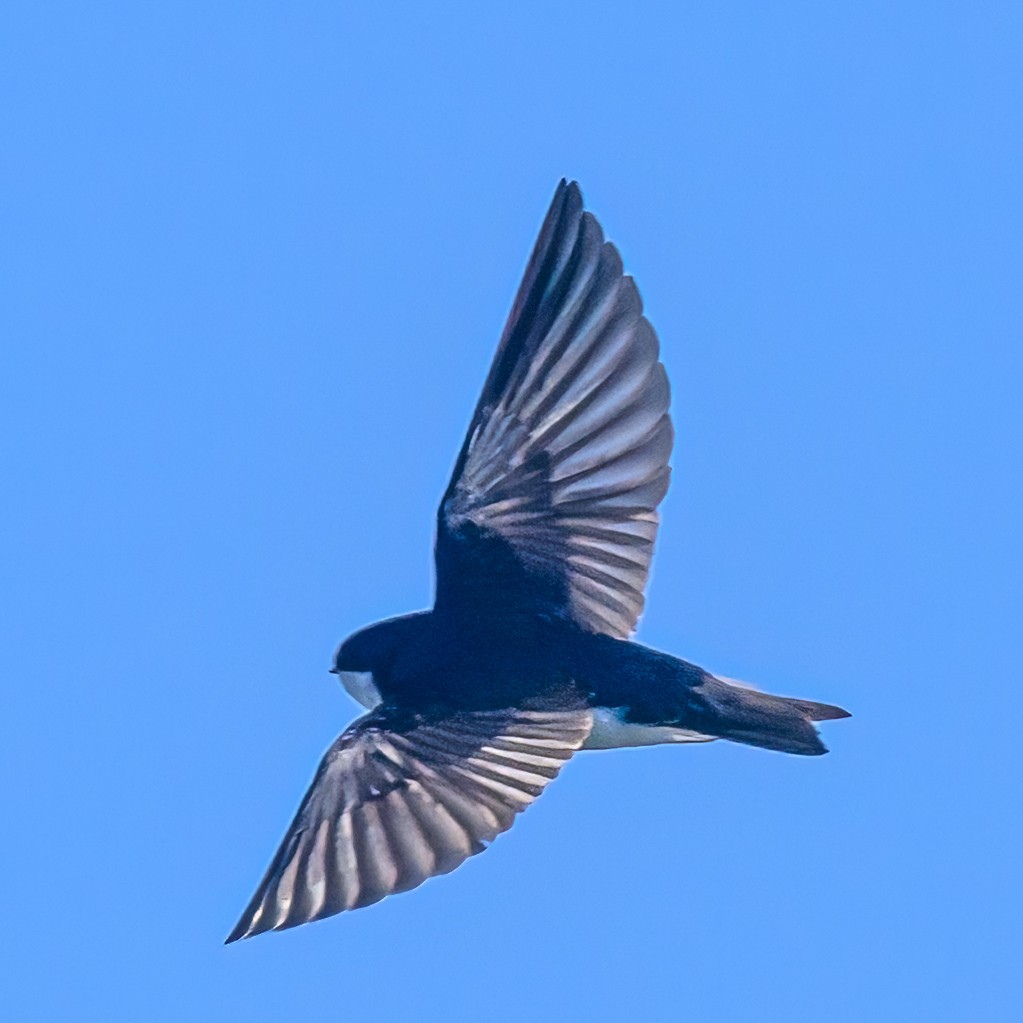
[227,180,849,943]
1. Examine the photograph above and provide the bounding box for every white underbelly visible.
[583,707,715,749]
[336,677,713,750]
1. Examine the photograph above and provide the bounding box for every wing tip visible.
[555,178,583,219]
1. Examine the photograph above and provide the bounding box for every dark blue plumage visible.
[227,181,848,943]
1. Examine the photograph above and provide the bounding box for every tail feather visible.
[693,675,850,756]
[784,696,852,723]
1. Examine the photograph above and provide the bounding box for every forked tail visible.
[693,674,850,756]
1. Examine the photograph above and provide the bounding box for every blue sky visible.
[3,2,1020,1019]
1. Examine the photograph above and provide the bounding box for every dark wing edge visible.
[437,180,672,638]
[226,707,592,942]
[444,179,580,490]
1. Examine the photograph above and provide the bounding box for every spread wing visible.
[226,707,592,941]
[435,180,672,638]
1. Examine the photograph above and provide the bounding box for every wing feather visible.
[226,707,591,941]
[436,181,672,637]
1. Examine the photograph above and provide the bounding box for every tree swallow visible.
[226,181,849,943]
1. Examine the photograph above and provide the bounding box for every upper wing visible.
[436,180,672,638]
[226,706,592,941]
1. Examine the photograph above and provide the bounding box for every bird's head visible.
[330,613,427,711]
[330,623,390,711]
